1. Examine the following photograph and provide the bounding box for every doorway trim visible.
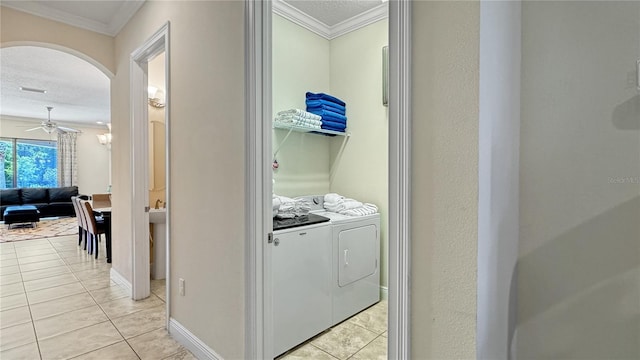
[130,22,171,308]
[245,1,411,358]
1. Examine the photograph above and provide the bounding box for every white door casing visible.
[130,22,171,324]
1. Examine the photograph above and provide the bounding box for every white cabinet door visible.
[272,225,331,356]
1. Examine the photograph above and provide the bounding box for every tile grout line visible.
[348,320,387,336]
[309,343,341,359]
[19,256,44,360]
[37,238,133,359]
[66,339,141,360]
[27,250,100,346]
[345,333,386,360]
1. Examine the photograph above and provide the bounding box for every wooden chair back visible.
[80,200,99,235]
[91,194,111,209]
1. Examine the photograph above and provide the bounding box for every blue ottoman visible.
[3,205,40,229]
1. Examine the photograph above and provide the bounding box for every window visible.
[0,138,57,189]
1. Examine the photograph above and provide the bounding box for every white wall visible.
[328,19,389,289]
[518,2,640,358]
[0,117,110,195]
[411,2,480,357]
[111,2,246,358]
[272,14,331,197]
[477,2,521,359]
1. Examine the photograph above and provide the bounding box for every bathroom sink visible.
[148,208,166,224]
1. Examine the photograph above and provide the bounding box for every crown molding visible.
[272,0,388,40]
[1,1,144,36]
[108,1,145,35]
[272,0,331,39]
[331,3,388,40]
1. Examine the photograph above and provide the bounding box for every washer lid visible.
[272,213,330,231]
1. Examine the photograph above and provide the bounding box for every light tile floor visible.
[0,235,194,360]
[278,300,388,360]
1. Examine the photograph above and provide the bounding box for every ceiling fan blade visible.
[57,126,81,133]
[25,127,44,132]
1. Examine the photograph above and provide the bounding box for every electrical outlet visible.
[179,278,185,296]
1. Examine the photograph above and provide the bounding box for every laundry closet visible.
[271,12,389,358]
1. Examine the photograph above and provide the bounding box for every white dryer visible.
[318,210,381,325]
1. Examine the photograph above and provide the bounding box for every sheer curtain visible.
[57,132,78,187]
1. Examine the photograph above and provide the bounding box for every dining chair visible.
[80,200,106,259]
[76,196,92,249]
[71,196,85,247]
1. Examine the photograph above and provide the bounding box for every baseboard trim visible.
[110,268,132,296]
[169,318,223,360]
[380,286,388,301]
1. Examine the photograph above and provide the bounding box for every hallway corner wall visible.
[477,1,521,359]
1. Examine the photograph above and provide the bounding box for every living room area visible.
[0,10,179,358]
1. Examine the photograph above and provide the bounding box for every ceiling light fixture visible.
[20,86,47,94]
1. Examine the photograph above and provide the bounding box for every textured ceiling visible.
[283,0,384,26]
[0,46,110,125]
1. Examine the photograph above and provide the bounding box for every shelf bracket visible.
[329,132,351,182]
[273,126,295,160]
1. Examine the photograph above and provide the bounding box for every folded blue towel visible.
[306,99,346,114]
[307,104,345,115]
[321,126,346,133]
[307,108,347,123]
[323,114,347,124]
[307,107,348,122]
[321,120,347,131]
[306,104,345,116]
[306,92,346,107]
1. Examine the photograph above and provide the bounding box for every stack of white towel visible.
[273,195,311,219]
[324,193,378,216]
[274,109,323,129]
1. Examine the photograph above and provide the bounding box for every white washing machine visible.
[320,210,381,325]
[272,215,332,357]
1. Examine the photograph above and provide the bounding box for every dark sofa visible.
[0,186,79,221]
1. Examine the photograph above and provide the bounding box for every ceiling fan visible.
[26,106,81,134]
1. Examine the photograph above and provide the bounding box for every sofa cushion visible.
[49,186,79,203]
[0,189,22,205]
[43,203,75,218]
[22,188,49,204]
